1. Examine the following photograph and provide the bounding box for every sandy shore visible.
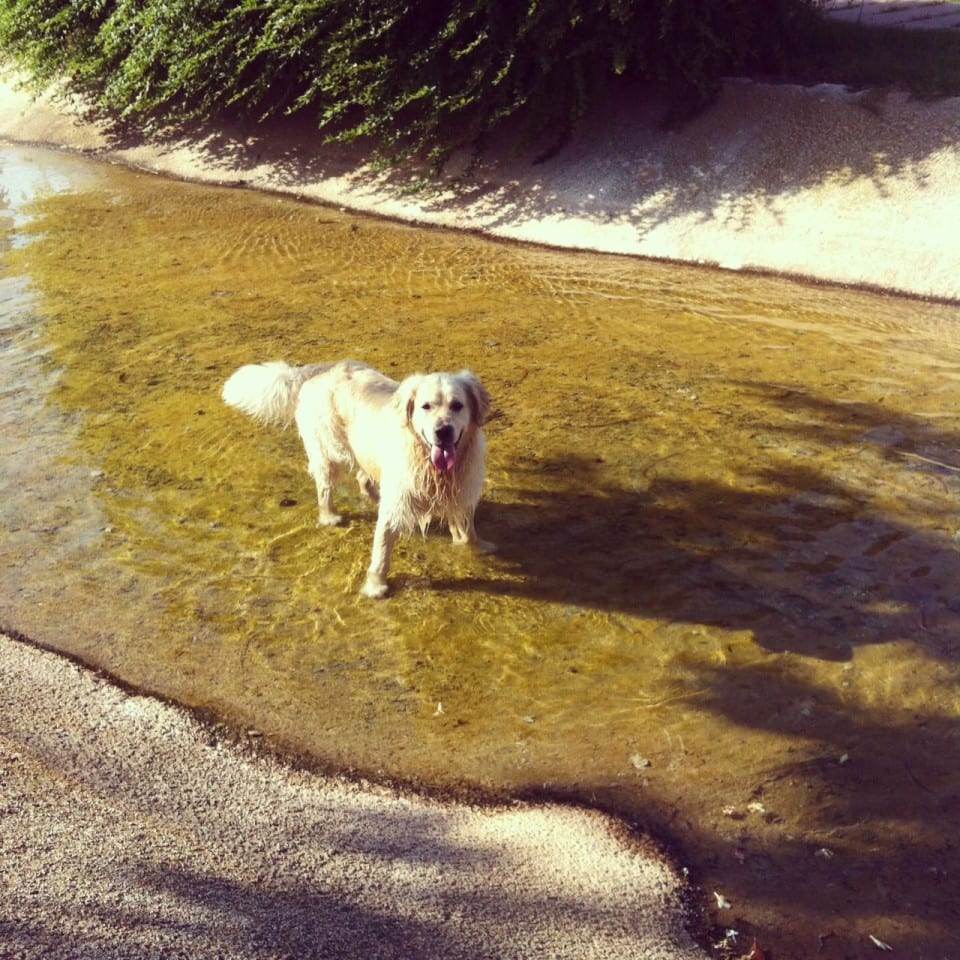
[2,71,960,302]
[0,633,708,959]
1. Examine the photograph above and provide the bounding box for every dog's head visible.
[394,370,489,472]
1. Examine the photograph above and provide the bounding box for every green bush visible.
[0,0,814,162]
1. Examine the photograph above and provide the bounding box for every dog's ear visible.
[457,370,490,426]
[391,374,423,424]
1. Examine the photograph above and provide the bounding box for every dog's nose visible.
[435,424,455,445]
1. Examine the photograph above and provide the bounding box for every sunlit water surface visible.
[2,144,959,958]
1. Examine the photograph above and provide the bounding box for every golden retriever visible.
[222,360,493,597]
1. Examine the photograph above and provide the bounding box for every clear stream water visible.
[2,143,959,958]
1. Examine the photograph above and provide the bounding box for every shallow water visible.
[2,143,959,958]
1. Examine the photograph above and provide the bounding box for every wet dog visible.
[222,360,493,597]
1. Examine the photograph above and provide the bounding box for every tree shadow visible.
[396,74,957,247]
[554,659,960,958]
[1,850,700,959]
[449,382,960,954]
[436,384,960,663]
[94,71,958,268]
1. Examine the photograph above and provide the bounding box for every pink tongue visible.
[431,442,456,472]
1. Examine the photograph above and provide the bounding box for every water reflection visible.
[1,143,959,958]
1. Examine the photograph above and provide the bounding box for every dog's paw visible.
[361,575,390,599]
[318,512,343,527]
[454,535,497,554]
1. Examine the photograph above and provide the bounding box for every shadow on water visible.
[446,388,960,662]
[558,663,960,959]
[438,397,960,953]
[469,420,960,954]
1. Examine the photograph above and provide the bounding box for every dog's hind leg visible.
[311,461,343,526]
[299,434,343,526]
[356,470,379,502]
[295,399,345,527]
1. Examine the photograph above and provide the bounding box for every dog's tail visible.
[222,361,330,426]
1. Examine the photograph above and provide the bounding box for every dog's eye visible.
[420,402,432,411]
[450,400,464,412]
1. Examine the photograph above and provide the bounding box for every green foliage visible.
[0,0,814,160]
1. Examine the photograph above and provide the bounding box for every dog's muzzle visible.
[428,424,458,472]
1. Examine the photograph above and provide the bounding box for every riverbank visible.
[2,70,960,302]
[0,632,708,960]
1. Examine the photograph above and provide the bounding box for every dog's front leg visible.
[362,514,398,598]
[450,513,497,554]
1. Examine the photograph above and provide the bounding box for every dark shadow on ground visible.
[436,385,960,662]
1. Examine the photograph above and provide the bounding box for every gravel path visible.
[0,634,708,960]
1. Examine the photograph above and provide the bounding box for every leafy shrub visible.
[0,0,815,162]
